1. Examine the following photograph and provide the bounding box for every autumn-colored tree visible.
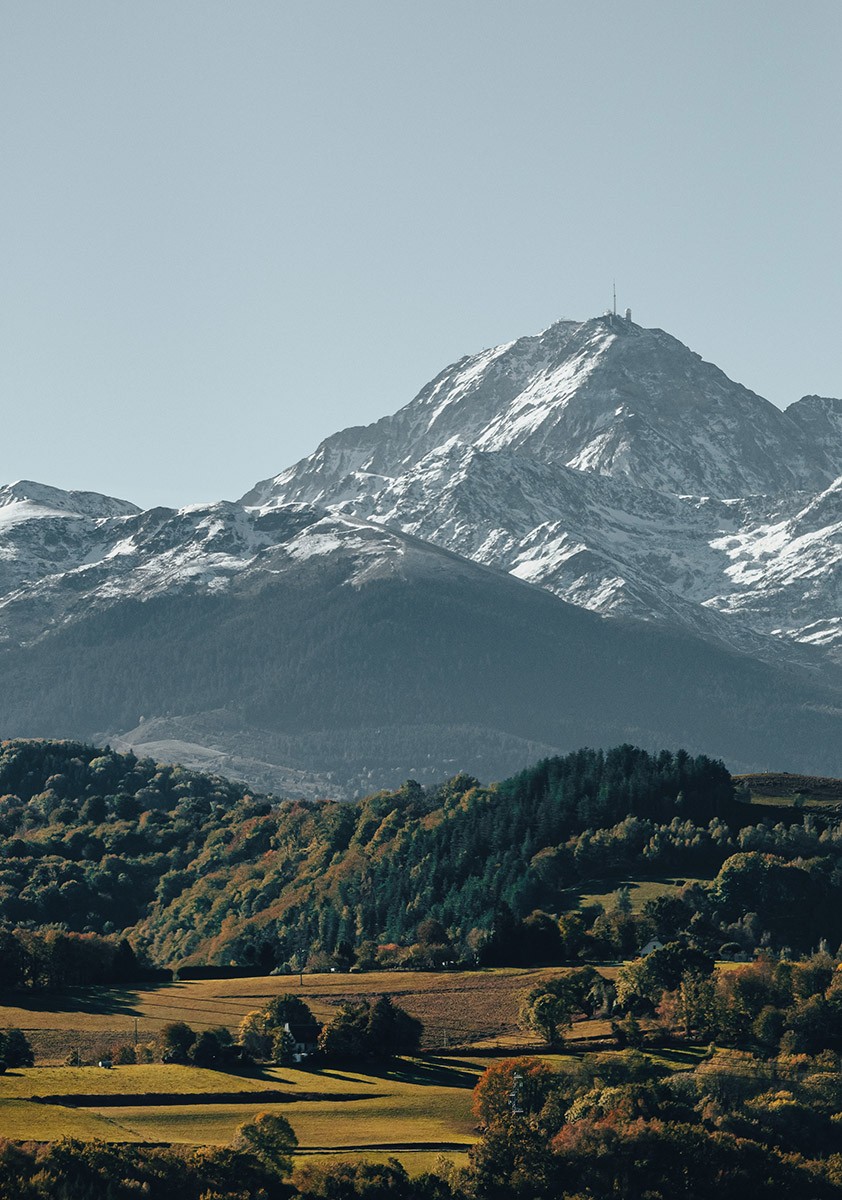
[238,1008,272,1058]
[519,990,573,1046]
[237,994,319,1063]
[472,1057,555,1130]
[714,960,787,1044]
[657,973,719,1039]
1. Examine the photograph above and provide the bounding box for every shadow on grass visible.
[426,1056,487,1073]
[651,1046,706,1066]
[304,1070,373,1085]
[0,987,143,1018]
[283,1057,477,1089]
[378,1058,479,1089]
[0,978,257,1025]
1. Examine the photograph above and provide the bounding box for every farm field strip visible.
[0,967,584,1052]
[0,1062,436,1101]
[577,877,709,913]
[0,1098,146,1142]
[0,1059,482,1149]
[82,1090,477,1149]
[297,1150,471,1172]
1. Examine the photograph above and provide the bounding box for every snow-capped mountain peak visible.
[241,313,841,655]
[0,480,139,524]
[786,396,842,478]
[248,315,837,511]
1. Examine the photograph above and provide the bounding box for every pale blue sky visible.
[2,2,840,508]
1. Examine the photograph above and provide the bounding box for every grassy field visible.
[0,970,528,1159]
[0,1049,704,1153]
[578,877,708,913]
[0,1098,147,1142]
[0,966,597,1063]
[0,1026,712,1175]
[0,968,686,1161]
[0,1062,293,1098]
[84,1092,474,1151]
[0,1057,480,1155]
[733,771,842,809]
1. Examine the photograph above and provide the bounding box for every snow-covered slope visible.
[318,445,840,653]
[246,316,841,653]
[706,476,842,647]
[0,492,323,647]
[0,481,140,621]
[247,316,836,507]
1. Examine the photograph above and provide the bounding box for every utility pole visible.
[509,1070,524,1115]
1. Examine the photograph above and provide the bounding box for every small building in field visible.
[640,939,665,956]
[284,1020,321,1063]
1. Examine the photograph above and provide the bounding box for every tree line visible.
[2,738,841,983]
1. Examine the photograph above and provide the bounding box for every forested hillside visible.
[4,507,842,801]
[1,738,841,985]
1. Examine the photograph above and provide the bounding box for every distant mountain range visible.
[1,313,840,795]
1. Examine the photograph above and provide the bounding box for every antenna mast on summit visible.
[613,281,617,317]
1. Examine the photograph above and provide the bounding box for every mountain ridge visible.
[1,311,840,795]
[247,314,842,655]
[247,316,839,507]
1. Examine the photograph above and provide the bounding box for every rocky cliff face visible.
[248,316,836,506]
[245,316,842,654]
[787,395,842,477]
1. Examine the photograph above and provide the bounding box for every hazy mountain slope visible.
[1,507,841,795]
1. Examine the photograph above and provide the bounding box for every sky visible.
[1,2,840,510]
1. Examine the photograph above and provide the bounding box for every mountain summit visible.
[244,315,842,656]
[247,315,837,507]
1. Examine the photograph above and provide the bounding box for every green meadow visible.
[0,1057,480,1160]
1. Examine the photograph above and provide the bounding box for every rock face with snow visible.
[787,396,842,478]
[248,316,836,506]
[0,480,139,594]
[0,312,840,795]
[249,315,842,656]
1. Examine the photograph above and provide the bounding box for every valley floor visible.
[0,968,630,1163]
